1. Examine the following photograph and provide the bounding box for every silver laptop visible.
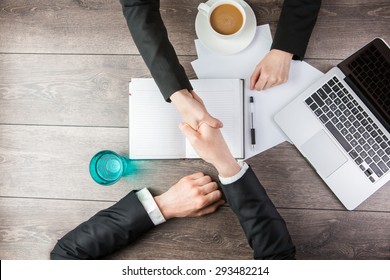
[275,38,390,210]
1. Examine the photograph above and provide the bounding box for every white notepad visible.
[129,78,244,159]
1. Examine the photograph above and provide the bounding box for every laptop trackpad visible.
[300,130,348,178]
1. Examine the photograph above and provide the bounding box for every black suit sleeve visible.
[271,0,322,60]
[120,0,193,101]
[50,191,155,260]
[220,166,296,259]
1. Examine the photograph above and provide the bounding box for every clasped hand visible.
[171,89,223,131]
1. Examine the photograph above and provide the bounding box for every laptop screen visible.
[339,38,390,131]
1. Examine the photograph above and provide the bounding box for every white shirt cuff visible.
[135,188,166,226]
[218,161,249,185]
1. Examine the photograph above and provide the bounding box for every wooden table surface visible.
[0,0,389,260]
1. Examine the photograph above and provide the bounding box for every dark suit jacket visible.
[50,166,295,260]
[50,191,154,260]
[120,0,193,101]
[271,0,321,60]
[221,167,295,259]
[120,0,321,100]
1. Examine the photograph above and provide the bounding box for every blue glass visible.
[89,150,133,185]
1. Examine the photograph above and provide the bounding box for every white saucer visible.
[195,0,257,55]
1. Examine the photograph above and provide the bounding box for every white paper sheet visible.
[129,79,244,159]
[129,80,185,159]
[192,24,324,159]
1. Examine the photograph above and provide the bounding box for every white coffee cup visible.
[198,0,247,39]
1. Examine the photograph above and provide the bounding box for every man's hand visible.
[180,123,241,178]
[171,89,223,130]
[250,49,293,91]
[154,172,224,219]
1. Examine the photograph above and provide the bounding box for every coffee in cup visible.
[198,0,247,38]
[210,4,243,35]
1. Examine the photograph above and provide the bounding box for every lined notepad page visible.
[129,79,185,159]
[185,79,244,158]
[129,78,244,159]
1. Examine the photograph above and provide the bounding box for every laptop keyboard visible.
[305,76,390,183]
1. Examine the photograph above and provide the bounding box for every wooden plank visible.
[1,125,389,212]
[0,0,389,58]
[0,54,196,126]
[306,0,390,58]
[0,54,335,127]
[0,0,134,54]
[1,197,389,259]
[281,208,390,260]
[0,124,216,202]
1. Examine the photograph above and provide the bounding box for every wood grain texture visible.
[0,54,196,126]
[0,0,389,58]
[1,197,389,260]
[0,54,335,127]
[1,0,390,261]
[282,209,390,260]
[0,125,216,201]
[0,0,133,54]
[305,0,390,59]
[1,125,389,213]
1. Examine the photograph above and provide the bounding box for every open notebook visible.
[129,78,244,159]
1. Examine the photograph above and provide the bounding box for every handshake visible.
[152,88,241,220]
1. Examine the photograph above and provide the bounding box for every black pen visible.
[250,96,256,149]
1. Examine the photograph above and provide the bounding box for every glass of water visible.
[89,150,133,185]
